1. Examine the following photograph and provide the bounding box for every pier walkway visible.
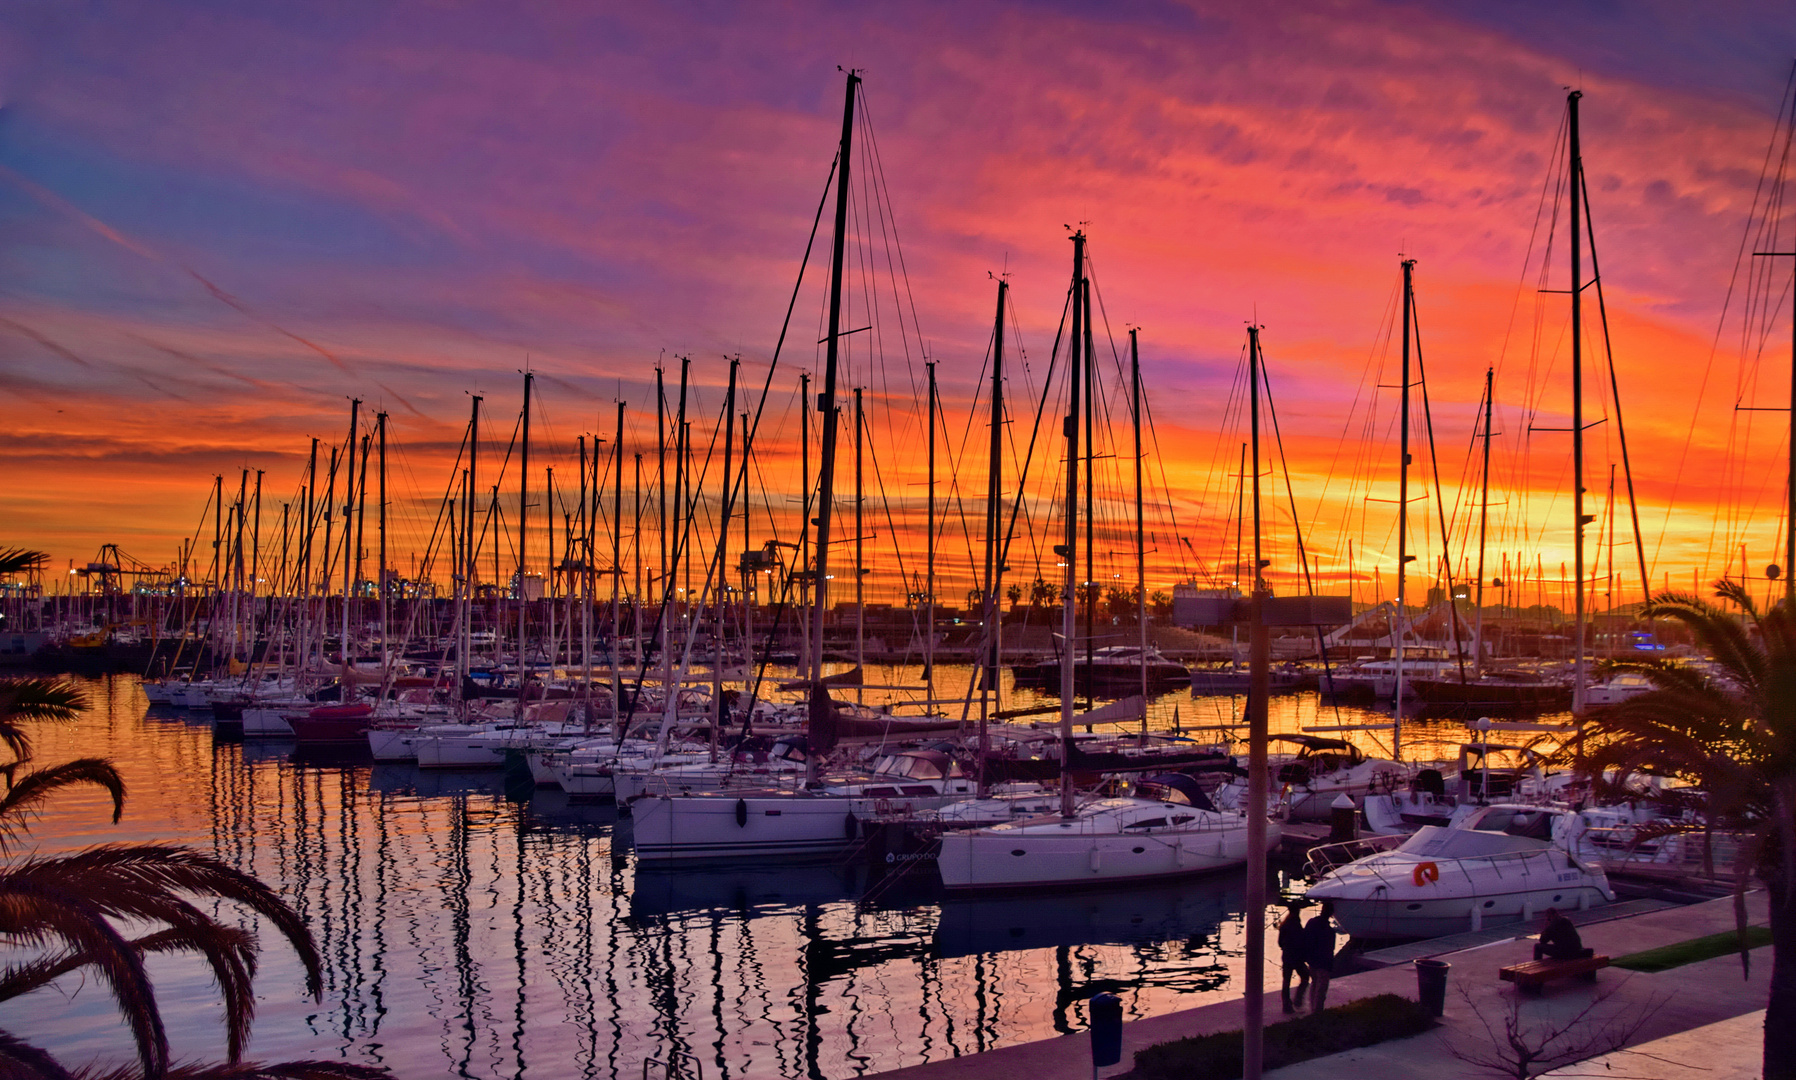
[862,891,1770,1080]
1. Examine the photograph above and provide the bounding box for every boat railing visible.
[1579,825,1745,877]
[1305,833,1404,877]
[1315,843,1577,889]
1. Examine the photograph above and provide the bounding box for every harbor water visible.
[7,670,1554,1078]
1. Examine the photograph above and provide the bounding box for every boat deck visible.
[1356,896,1677,967]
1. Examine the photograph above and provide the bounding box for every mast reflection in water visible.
[16,675,1357,1079]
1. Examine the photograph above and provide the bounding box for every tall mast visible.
[1474,368,1493,678]
[926,358,938,700]
[519,370,532,706]
[1059,231,1085,818]
[233,469,247,661]
[739,411,752,692]
[1082,275,1096,713]
[1132,328,1148,740]
[1569,90,1588,714]
[1243,323,1270,1080]
[465,396,480,685]
[656,364,668,703]
[715,360,738,756]
[854,385,864,702]
[211,473,222,671]
[633,452,643,670]
[799,371,812,678]
[301,439,316,677]
[979,280,1006,795]
[354,433,370,614]
[340,398,359,691]
[1395,260,1414,759]
[377,411,388,678]
[674,359,690,674]
[251,469,263,624]
[578,435,590,722]
[808,69,860,731]
[613,402,625,730]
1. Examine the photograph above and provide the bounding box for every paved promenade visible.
[865,891,1771,1080]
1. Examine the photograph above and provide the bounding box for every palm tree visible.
[1574,580,1796,1080]
[0,548,49,577]
[0,676,387,1080]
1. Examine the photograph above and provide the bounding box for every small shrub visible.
[1613,926,1772,973]
[1125,993,1435,1080]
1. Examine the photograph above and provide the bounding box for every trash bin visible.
[1414,958,1450,1018]
[1089,992,1123,1069]
[1328,792,1358,841]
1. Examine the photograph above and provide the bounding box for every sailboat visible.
[630,71,987,862]
[937,239,1271,892]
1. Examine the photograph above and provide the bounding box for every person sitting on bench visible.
[1534,908,1593,962]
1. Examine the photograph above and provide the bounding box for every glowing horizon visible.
[4,2,1795,615]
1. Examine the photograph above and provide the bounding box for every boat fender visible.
[735,798,749,828]
[1413,861,1440,887]
[844,812,858,840]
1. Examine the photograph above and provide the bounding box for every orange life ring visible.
[1413,861,1440,887]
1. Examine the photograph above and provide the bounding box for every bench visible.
[1499,955,1610,994]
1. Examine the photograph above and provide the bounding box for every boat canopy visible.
[1396,825,1548,858]
[1271,735,1353,752]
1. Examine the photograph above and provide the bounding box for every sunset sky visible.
[4,1,1795,612]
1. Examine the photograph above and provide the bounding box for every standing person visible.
[1305,899,1338,1012]
[1278,900,1309,1013]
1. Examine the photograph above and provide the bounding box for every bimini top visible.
[1395,825,1548,859]
[1270,734,1354,752]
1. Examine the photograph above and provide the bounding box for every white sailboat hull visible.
[239,706,296,738]
[937,816,1271,891]
[632,786,973,862]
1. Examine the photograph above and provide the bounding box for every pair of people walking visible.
[1278,899,1337,1014]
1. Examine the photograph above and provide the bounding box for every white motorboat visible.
[1583,671,1656,708]
[935,782,1271,892]
[1305,803,1613,939]
[1213,735,1406,821]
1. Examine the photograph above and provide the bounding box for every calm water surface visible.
[7,672,1526,1078]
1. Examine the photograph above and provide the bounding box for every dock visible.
[1356,896,1677,966]
[863,890,1772,1080]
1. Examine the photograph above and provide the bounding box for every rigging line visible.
[1495,110,1571,390]
[1578,161,1651,604]
[675,153,836,659]
[1138,372,1196,583]
[1408,282,1468,682]
[1312,275,1401,563]
[993,273,1076,600]
[1258,351,1315,595]
[1657,62,1796,577]
[613,381,731,740]
[857,93,929,402]
[864,400,917,623]
[945,322,997,609]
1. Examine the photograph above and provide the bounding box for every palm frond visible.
[0,678,89,765]
[0,759,127,852]
[3,845,323,999]
[0,1028,80,1080]
[1644,588,1769,691]
[0,549,49,577]
[0,876,168,1077]
[134,925,259,1062]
